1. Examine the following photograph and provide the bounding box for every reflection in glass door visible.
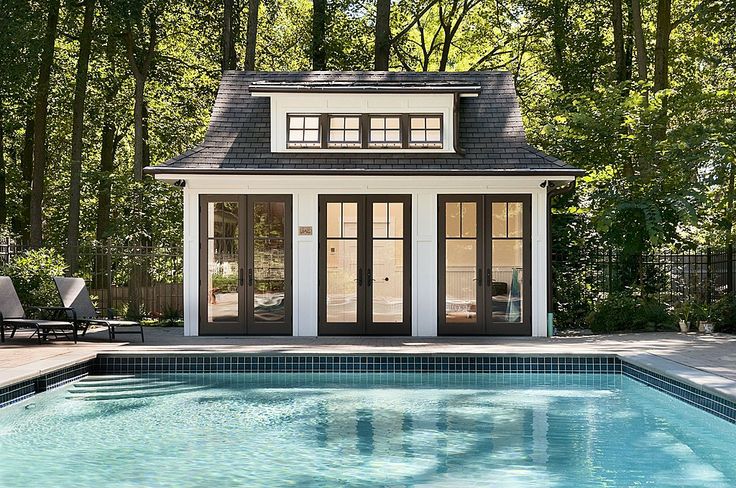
[438,195,530,336]
[319,195,411,335]
[200,195,292,335]
[201,198,243,334]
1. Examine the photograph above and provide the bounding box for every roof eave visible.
[144,165,585,177]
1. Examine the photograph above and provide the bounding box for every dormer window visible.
[287,115,321,148]
[328,116,361,147]
[369,116,402,148]
[283,112,447,151]
[409,115,443,148]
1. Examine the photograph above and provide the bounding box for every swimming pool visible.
[1,372,735,487]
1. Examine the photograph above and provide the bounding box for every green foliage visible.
[713,293,736,333]
[587,291,677,334]
[0,249,66,307]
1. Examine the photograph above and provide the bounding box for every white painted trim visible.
[264,93,455,153]
[179,175,564,338]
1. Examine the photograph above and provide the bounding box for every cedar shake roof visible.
[144,71,583,176]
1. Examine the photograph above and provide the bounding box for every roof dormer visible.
[250,81,479,154]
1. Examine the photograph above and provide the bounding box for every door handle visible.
[248,268,254,286]
[366,269,372,287]
[474,267,482,287]
[239,268,244,287]
[486,268,492,287]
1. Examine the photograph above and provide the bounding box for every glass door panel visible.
[200,198,244,334]
[251,200,288,326]
[488,201,526,327]
[370,201,404,324]
[325,201,360,324]
[439,198,483,334]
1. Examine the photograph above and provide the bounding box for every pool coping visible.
[2,351,736,423]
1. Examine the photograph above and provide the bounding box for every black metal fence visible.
[0,238,183,321]
[552,246,736,307]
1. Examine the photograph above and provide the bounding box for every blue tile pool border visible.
[0,360,93,408]
[91,355,621,375]
[621,360,736,423]
[1,354,735,423]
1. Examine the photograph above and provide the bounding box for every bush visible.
[713,293,736,333]
[587,292,639,333]
[0,248,67,307]
[587,292,677,334]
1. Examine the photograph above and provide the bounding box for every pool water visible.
[1,373,735,487]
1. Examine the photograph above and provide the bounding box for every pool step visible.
[67,376,204,402]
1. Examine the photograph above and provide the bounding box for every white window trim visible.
[257,92,456,153]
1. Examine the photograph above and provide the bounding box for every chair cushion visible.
[84,319,140,327]
[4,318,75,328]
[54,277,97,319]
[0,276,25,319]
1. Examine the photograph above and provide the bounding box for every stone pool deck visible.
[2,327,736,402]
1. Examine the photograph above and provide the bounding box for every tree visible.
[312,0,327,69]
[244,0,260,70]
[375,0,390,70]
[612,0,626,82]
[222,0,236,71]
[67,0,97,273]
[122,3,161,181]
[29,0,61,247]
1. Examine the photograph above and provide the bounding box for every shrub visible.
[0,248,67,307]
[587,292,676,334]
[713,293,736,333]
[587,292,639,333]
[634,299,677,331]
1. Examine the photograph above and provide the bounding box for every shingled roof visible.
[144,71,583,176]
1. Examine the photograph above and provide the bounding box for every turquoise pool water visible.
[1,373,735,487]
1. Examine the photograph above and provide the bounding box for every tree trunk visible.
[727,157,735,245]
[0,104,5,228]
[67,0,96,274]
[29,0,61,247]
[375,0,390,70]
[653,0,671,141]
[222,0,237,71]
[133,78,145,180]
[244,0,260,70]
[96,118,116,242]
[20,116,33,241]
[612,0,626,82]
[631,0,647,81]
[312,0,327,70]
[551,0,569,93]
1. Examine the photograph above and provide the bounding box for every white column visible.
[415,191,438,336]
[183,187,199,336]
[531,189,548,337]
[295,191,318,336]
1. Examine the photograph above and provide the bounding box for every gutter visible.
[545,179,577,336]
[143,166,586,177]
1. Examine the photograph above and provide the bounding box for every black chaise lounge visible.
[0,276,77,344]
[54,277,144,342]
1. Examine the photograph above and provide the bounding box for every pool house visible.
[145,71,583,337]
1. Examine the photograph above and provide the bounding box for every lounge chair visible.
[54,277,144,342]
[0,276,77,344]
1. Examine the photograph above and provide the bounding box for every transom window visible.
[369,116,402,148]
[409,115,442,147]
[328,116,361,147]
[287,115,321,147]
[285,113,444,150]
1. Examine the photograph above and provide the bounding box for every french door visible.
[438,195,531,336]
[318,195,411,335]
[199,195,292,335]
